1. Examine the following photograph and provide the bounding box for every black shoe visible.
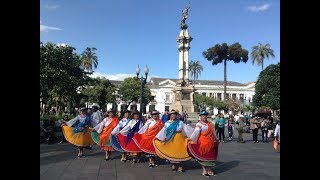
[104,157,110,161]
[149,163,153,168]
[85,146,92,150]
[202,173,210,177]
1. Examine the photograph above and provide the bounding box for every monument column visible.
[171,3,195,113]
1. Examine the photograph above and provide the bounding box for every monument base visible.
[171,86,195,113]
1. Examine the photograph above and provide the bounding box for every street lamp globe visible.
[136,65,140,78]
[144,65,149,75]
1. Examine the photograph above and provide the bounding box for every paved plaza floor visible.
[40,131,280,180]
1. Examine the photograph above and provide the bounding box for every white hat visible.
[92,103,100,108]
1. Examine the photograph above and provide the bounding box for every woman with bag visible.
[273,120,280,152]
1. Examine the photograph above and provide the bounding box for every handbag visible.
[273,138,278,151]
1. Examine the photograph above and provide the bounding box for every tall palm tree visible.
[250,43,275,71]
[81,47,98,73]
[189,60,203,81]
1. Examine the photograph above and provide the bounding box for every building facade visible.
[105,77,255,114]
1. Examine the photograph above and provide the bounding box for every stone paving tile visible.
[41,127,280,180]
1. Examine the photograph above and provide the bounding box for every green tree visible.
[203,42,248,101]
[81,77,115,110]
[81,47,98,73]
[40,42,89,115]
[243,105,256,114]
[250,43,275,71]
[118,77,151,107]
[213,101,227,112]
[189,60,203,81]
[194,94,212,109]
[252,63,280,111]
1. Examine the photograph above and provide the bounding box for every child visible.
[227,119,234,141]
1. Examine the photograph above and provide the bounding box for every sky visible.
[40,0,280,84]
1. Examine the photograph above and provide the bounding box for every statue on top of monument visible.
[181,1,190,29]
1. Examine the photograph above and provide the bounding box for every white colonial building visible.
[105,77,255,114]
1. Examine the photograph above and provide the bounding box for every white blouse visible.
[119,119,143,136]
[90,111,103,127]
[155,120,194,141]
[138,118,158,134]
[93,117,114,134]
[111,118,129,135]
[189,122,213,144]
[66,115,86,127]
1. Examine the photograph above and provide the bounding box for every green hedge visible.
[40,114,75,121]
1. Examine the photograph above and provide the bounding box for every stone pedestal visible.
[171,86,195,113]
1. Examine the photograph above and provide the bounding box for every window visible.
[240,94,244,102]
[217,93,222,101]
[165,94,170,101]
[202,92,206,96]
[232,94,236,100]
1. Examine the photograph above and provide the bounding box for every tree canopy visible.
[189,60,203,81]
[80,77,115,109]
[203,42,248,101]
[251,43,275,71]
[118,77,151,106]
[40,42,90,115]
[252,63,280,110]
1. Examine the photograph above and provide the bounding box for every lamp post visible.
[136,65,149,118]
[112,92,116,112]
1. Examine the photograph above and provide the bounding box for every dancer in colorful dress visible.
[188,110,218,177]
[61,107,95,157]
[110,110,131,162]
[90,109,119,160]
[117,110,143,163]
[153,109,194,172]
[132,110,164,168]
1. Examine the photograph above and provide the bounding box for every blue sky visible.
[40,0,280,84]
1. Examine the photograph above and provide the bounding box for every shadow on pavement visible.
[214,160,239,174]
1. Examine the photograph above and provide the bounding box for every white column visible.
[178,50,183,80]
[184,47,189,81]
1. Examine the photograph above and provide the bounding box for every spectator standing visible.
[250,116,260,143]
[235,117,245,143]
[216,113,226,143]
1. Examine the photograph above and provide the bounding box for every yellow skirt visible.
[62,126,95,147]
[153,133,191,162]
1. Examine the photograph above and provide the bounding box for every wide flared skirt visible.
[110,134,125,152]
[187,141,219,162]
[62,126,94,147]
[91,131,114,151]
[132,133,156,154]
[117,134,142,153]
[153,133,191,161]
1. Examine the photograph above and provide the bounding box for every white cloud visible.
[90,72,160,81]
[40,24,61,32]
[247,4,271,12]
[40,20,61,32]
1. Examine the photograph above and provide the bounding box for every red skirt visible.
[117,134,142,153]
[132,133,156,154]
[187,141,219,161]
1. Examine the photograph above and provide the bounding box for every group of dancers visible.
[61,107,219,177]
